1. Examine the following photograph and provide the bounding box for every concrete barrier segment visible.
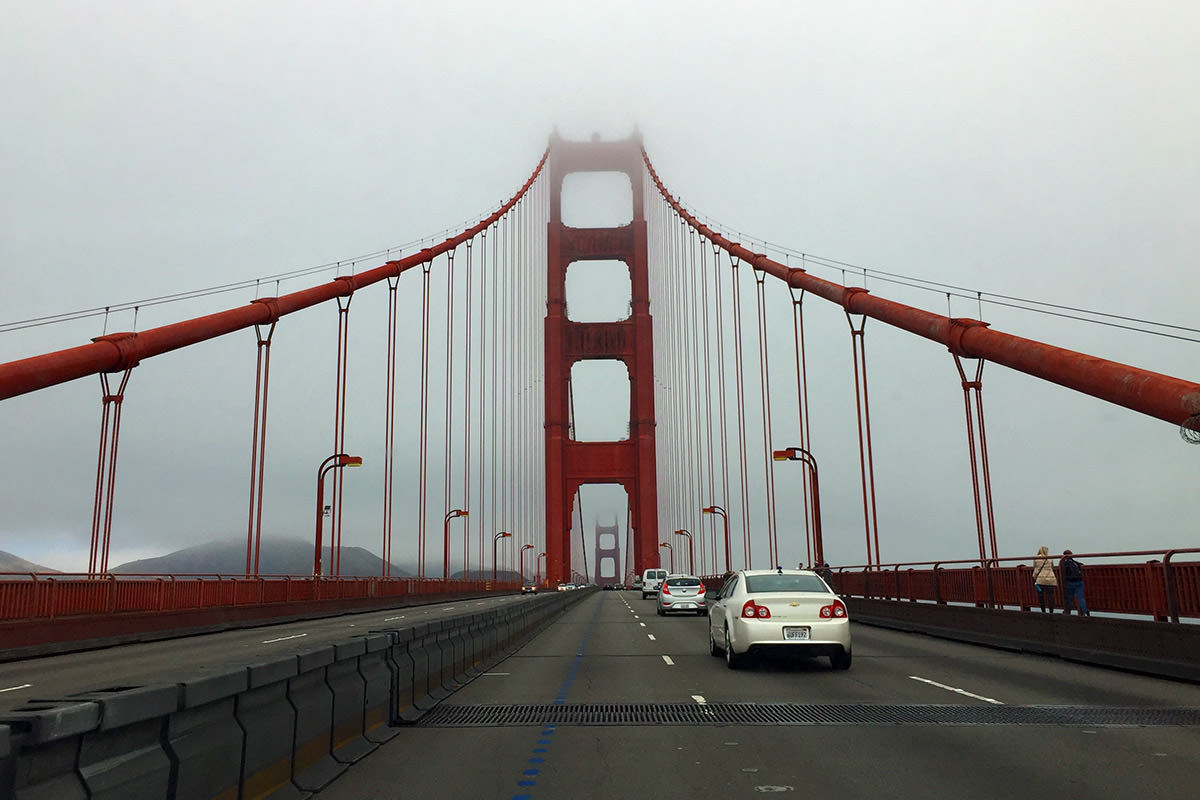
[166,697,243,800]
[5,735,88,800]
[325,649,376,764]
[235,680,304,800]
[0,701,100,744]
[77,716,171,799]
[357,641,400,744]
[286,653,346,793]
[161,667,249,800]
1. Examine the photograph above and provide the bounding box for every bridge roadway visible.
[4,590,1199,798]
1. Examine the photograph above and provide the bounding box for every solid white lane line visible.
[262,633,308,644]
[383,615,406,621]
[662,655,675,666]
[692,694,707,705]
[0,684,31,693]
[909,675,1003,705]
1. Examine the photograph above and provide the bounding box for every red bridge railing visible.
[0,574,519,623]
[828,548,1200,623]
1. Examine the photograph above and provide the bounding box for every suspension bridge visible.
[2,132,1198,799]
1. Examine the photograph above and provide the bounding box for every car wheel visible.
[724,627,746,670]
[830,648,852,671]
[708,624,722,657]
[656,606,665,616]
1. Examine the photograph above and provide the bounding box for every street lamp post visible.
[659,541,674,573]
[536,551,546,585]
[443,509,469,581]
[701,505,731,573]
[673,529,694,575]
[772,447,825,567]
[519,543,534,584]
[492,531,511,582]
[314,454,363,577]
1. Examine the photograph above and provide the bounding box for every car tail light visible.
[741,599,771,619]
[661,584,671,595]
[697,582,705,594]
[819,599,847,619]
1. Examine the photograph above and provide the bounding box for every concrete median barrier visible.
[2,590,591,799]
[236,657,302,800]
[359,634,400,743]
[327,640,376,764]
[166,667,248,800]
[288,647,346,793]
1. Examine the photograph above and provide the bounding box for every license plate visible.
[783,626,811,640]
[675,602,695,609]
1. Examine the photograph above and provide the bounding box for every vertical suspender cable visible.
[754,268,780,567]
[383,276,399,576]
[477,229,489,577]
[846,311,881,567]
[442,250,457,578]
[463,240,474,576]
[712,244,732,571]
[332,294,352,576]
[245,319,276,576]
[699,241,717,576]
[729,254,752,567]
[417,261,433,580]
[789,279,814,567]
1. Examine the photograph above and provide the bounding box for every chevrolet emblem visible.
[790,602,799,607]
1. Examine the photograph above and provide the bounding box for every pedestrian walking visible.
[1060,549,1088,616]
[1032,545,1057,612]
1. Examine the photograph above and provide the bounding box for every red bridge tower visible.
[544,132,660,585]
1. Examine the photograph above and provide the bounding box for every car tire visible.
[642,593,650,600]
[830,649,852,671]
[656,607,665,616]
[724,627,746,670]
[708,625,722,657]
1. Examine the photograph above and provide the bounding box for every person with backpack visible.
[1032,545,1057,612]
[1060,549,1088,616]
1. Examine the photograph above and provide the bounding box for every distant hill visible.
[111,538,416,577]
[0,550,58,573]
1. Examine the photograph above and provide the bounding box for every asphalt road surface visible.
[317,590,1200,800]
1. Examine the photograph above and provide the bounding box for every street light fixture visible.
[492,531,512,582]
[443,509,469,581]
[701,505,730,573]
[519,543,535,584]
[673,529,694,575]
[773,447,825,567]
[314,453,363,577]
[659,541,674,573]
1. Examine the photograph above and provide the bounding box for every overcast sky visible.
[2,1,1197,576]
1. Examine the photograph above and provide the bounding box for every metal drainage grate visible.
[416,703,1200,728]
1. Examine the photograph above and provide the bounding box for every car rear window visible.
[744,574,828,593]
[666,577,700,587]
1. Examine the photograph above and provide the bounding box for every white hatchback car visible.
[707,568,851,670]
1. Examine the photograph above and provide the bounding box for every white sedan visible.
[707,568,852,670]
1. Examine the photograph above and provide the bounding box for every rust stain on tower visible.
[544,131,660,585]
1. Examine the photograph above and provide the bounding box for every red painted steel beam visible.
[0,151,549,401]
[643,151,1200,428]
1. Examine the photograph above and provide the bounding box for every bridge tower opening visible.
[544,131,660,585]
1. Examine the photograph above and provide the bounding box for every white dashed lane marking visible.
[909,675,1004,705]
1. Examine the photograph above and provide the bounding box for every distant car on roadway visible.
[707,568,851,670]
[640,568,668,599]
[656,575,707,616]
[521,584,537,594]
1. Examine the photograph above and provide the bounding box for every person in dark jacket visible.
[1059,549,1088,616]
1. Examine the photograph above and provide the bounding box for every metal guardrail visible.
[827,548,1200,623]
